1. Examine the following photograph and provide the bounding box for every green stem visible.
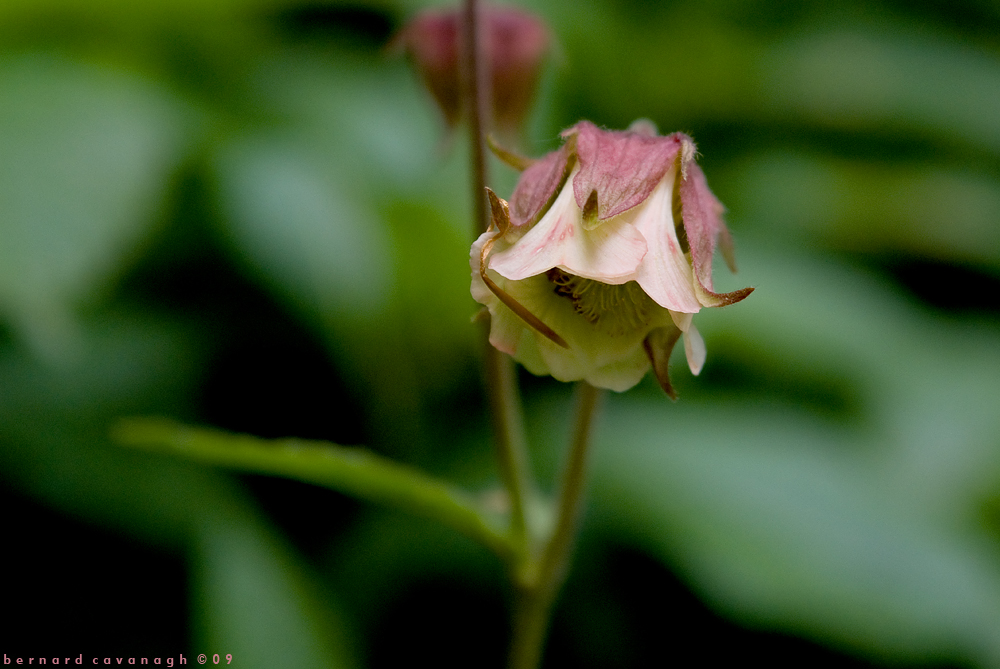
[464,0,490,238]
[508,382,604,669]
[462,0,533,552]
[484,343,533,546]
[459,5,604,666]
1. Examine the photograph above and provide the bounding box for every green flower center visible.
[546,268,655,334]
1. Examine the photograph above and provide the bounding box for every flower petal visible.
[669,310,693,332]
[508,141,573,227]
[490,166,647,283]
[470,230,496,305]
[678,150,754,307]
[628,169,704,313]
[683,323,706,376]
[472,232,562,356]
[568,120,683,221]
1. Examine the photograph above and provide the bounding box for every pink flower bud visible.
[393,4,550,136]
[471,121,753,396]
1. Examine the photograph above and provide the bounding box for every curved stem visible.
[462,0,533,551]
[483,340,532,546]
[508,382,604,669]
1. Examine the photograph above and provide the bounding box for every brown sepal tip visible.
[487,135,535,171]
[643,328,683,401]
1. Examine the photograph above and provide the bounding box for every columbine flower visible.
[392,4,550,137]
[471,120,753,396]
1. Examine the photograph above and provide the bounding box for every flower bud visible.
[392,4,550,137]
[471,121,753,396]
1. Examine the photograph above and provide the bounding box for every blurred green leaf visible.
[0,0,313,23]
[0,313,208,547]
[594,399,1000,666]
[725,151,1000,270]
[193,509,359,669]
[763,29,1000,153]
[0,312,361,667]
[589,243,1000,665]
[326,508,508,630]
[215,135,393,322]
[0,54,189,359]
[211,53,484,453]
[550,3,1000,160]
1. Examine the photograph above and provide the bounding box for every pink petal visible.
[678,148,754,307]
[489,167,647,282]
[568,120,682,221]
[630,171,703,313]
[509,142,572,227]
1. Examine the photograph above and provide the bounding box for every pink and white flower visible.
[471,120,752,396]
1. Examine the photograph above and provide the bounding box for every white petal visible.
[683,323,706,376]
[630,170,703,313]
[486,287,528,355]
[469,230,497,305]
[669,310,693,332]
[489,166,647,284]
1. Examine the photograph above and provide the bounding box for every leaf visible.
[114,418,515,560]
[0,313,360,666]
[210,56,480,450]
[587,244,1000,666]
[193,509,359,669]
[726,151,1000,271]
[592,400,1000,666]
[0,54,188,359]
[763,29,1000,153]
[214,136,393,320]
[0,313,210,548]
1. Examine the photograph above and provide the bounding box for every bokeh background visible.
[3,0,1000,667]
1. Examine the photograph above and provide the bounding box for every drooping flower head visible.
[471,120,753,397]
[392,4,550,138]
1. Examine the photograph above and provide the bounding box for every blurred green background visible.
[2,0,1000,667]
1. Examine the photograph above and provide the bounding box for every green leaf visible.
[726,151,1000,271]
[193,509,359,669]
[210,55,482,452]
[114,418,516,560]
[593,400,1000,666]
[588,244,1000,666]
[0,312,360,666]
[0,313,210,548]
[763,29,1000,153]
[0,54,189,359]
[214,136,393,322]
[326,508,509,631]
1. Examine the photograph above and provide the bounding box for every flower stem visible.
[508,382,604,669]
[483,341,532,545]
[461,5,604,667]
[463,0,490,238]
[462,0,532,552]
